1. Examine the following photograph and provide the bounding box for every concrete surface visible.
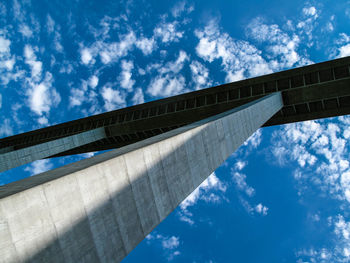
[0,128,106,173]
[0,93,283,263]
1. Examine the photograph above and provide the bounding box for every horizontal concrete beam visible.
[0,128,106,173]
[0,93,283,263]
[1,57,349,156]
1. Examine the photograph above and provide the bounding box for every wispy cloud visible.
[119,60,135,91]
[154,21,184,43]
[147,51,189,97]
[101,84,126,111]
[171,1,194,18]
[231,159,269,216]
[24,159,53,176]
[178,172,227,225]
[190,60,212,90]
[146,233,181,261]
[0,35,23,85]
[0,119,13,137]
[69,76,100,114]
[246,18,312,70]
[195,19,271,82]
[131,88,144,105]
[270,118,350,204]
[135,37,156,56]
[26,72,61,125]
[24,45,42,81]
[297,214,350,262]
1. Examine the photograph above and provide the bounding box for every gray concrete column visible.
[0,93,283,263]
[0,128,106,173]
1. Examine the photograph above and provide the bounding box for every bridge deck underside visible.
[1,57,350,157]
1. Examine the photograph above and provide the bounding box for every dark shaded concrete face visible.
[0,57,349,157]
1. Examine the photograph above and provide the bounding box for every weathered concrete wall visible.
[0,128,106,173]
[0,93,283,263]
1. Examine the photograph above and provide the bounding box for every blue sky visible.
[1,0,350,262]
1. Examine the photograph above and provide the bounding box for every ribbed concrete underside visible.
[0,93,283,263]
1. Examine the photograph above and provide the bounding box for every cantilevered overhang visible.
[1,56,349,157]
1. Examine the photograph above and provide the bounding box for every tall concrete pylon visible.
[0,93,282,263]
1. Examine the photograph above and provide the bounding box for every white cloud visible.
[24,159,53,176]
[244,129,262,149]
[247,18,311,70]
[338,44,350,58]
[12,0,24,23]
[131,88,144,105]
[295,6,319,47]
[27,72,61,118]
[146,234,181,261]
[154,21,184,43]
[69,79,100,114]
[190,60,211,90]
[270,117,350,205]
[162,236,179,249]
[178,173,227,225]
[80,31,138,66]
[232,171,255,197]
[18,24,33,38]
[0,35,19,84]
[119,60,135,91]
[255,203,268,215]
[2,57,15,71]
[235,160,247,171]
[53,31,63,53]
[299,215,350,262]
[24,45,42,80]
[0,35,22,85]
[99,32,136,64]
[70,82,87,107]
[337,33,350,45]
[0,119,13,137]
[46,14,55,34]
[231,154,268,216]
[326,22,334,32]
[171,1,194,17]
[195,19,272,81]
[88,75,99,89]
[147,51,189,97]
[136,37,156,55]
[0,36,10,55]
[101,85,126,111]
[81,48,94,65]
[302,6,317,17]
[159,50,188,74]
[148,74,185,97]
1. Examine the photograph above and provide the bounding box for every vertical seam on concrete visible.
[151,143,177,214]
[99,164,128,259]
[122,154,146,237]
[82,166,110,263]
[0,214,21,263]
[200,125,214,175]
[41,185,65,262]
[159,138,178,207]
[142,150,161,221]
[184,129,209,188]
[71,172,101,262]
[141,150,161,234]
[177,133,197,194]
